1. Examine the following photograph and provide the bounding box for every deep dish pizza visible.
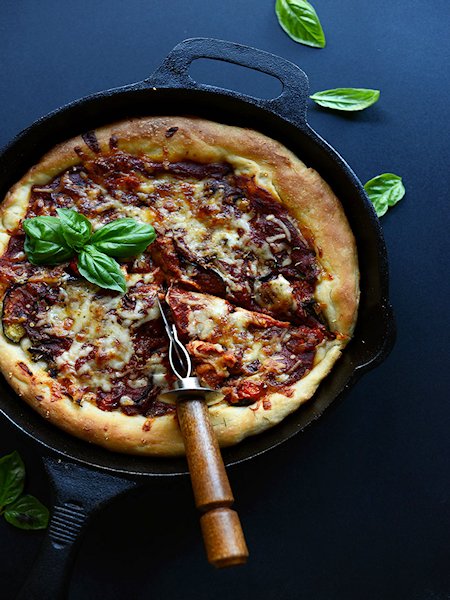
[0,117,359,455]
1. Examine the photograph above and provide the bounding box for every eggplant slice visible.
[1,283,71,371]
[2,285,28,343]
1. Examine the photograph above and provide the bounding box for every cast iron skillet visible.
[0,38,395,599]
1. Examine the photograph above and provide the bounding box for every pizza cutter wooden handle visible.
[177,395,249,567]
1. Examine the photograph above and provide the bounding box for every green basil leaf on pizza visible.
[23,216,74,265]
[23,211,156,292]
[56,208,92,251]
[77,245,127,293]
[90,218,156,257]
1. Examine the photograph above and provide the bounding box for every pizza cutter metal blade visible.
[157,296,249,567]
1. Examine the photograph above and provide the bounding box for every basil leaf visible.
[4,494,49,530]
[364,173,406,217]
[275,0,326,48]
[23,216,74,265]
[90,218,156,258]
[0,451,25,509]
[56,208,92,251]
[78,246,127,293]
[310,88,380,111]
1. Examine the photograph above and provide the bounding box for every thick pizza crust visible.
[0,116,359,455]
[0,331,342,455]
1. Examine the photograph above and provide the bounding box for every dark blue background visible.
[0,1,449,599]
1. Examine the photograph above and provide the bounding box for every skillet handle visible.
[16,457,136,600]
[147,37,310,127]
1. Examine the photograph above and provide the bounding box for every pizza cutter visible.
[156,296,249,567]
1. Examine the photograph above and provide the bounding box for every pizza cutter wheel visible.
[157,297,249,567]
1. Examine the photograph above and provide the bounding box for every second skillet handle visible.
[176,395,248,567]
[147,37,310,128]
[16,458,136,600]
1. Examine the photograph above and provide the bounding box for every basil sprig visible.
[23,209,156,292]
[0,451,49,530]
[364,174,406,217]
[275,0,326,48]
[310,88,380,112]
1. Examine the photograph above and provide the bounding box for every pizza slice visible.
[1,273,176,418]
[166,287,337,411]
[150,175,325,330]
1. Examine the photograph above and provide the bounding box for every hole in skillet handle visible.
[146,37,310,128]
[189,58,283,100]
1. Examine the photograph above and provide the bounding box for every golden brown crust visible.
[0,116,359,455]
[0,329,343,455]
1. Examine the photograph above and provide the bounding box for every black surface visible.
[0,1,449,599]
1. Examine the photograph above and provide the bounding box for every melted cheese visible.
[184,293,286,375]
[31,280,167,400]
[53,286,134,391]
[134,175,288,294]
[254,275,295,313]
[186,294,228,339]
